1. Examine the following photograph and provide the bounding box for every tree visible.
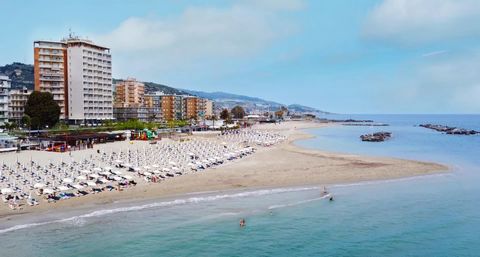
[21,115,32,129]
[24,91,61,129]
[220,109,230,120]
[231,106,246,119]
[210,114,217,129]
[275,110,284,119]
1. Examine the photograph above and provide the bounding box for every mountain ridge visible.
[1,62,327,114]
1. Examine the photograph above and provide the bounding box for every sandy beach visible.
[0,121,448,222]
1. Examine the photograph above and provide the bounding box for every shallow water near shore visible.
[0,114,479,257]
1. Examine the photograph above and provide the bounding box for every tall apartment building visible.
[184,97,214,120]
[0,75,10,125]
[8,87,32,124]
[114,78,145,107]
[161,95,184,121]
[184,96,199,120]
[34,36,113,124]
[33,41,67,119]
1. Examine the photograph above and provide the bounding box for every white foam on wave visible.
[268,194,330,210]
[0,186,319,235]
[331,172,451,189]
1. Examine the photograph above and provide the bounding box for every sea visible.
[0,114,479,257]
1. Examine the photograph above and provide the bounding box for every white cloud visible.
[380,49,480,113]
[241,0,305,11]
[94,1,302,80]
[422,50,448,58]
[363,0,480,45]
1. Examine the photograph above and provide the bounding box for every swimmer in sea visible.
[240,218,246,227]
[329,195,334,201]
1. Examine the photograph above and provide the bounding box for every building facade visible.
[8,87,32,124]
[34,36,113,124]
[114,78,145,107]
[183,97,214,120]
[161,95,184,121]
[33,41,68,119]
[0,76,10,125]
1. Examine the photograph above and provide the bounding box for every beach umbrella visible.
[1,188,13,194]
[111,170,123,175]
[73,184,84,190]
[143,172,152,177]
[63,178,74,184]
[76,175,87,181]
[104,166,113,171]
[99,178,109,184]
[89,174,100,179]
[115,160,123,164]
[43,188,54,194]
[113,176,123,181]
[122,175,133,180]
[86,181,96,187]
[34,183,45,189]
[57,186,70,191]
[152,170,162,174]
[93,168,102,172]
[81,170,91,174]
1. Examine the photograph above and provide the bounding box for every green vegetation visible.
[24,91,61,129]
[231,105,246,119]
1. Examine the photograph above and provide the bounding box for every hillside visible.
[1,62,327,114]
[0,62,34,89]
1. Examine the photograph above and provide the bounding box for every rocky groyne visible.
[419,124,479,135]
[360,132,392,142]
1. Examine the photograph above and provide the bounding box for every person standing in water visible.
[240,218,246,227]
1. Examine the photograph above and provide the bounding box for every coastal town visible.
[0,35,314,212]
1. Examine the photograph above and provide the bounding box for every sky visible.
[1,0,479,114]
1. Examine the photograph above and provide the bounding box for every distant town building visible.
[113,106,161,122]
[161,95,184,121]
[183,97,214,120]
[34,35,113,124]
[114,78,145,107]
[0,75,11,125]
[8,87,32,124]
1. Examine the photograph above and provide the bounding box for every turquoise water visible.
[1,114,479,257]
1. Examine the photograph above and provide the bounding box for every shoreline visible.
[0,121,449,227]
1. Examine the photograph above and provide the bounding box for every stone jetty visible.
[419,124,479,135]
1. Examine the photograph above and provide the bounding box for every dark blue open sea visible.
[0,114,479,257]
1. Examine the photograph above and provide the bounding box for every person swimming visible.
[239,218,246,227]
[329,195,334,201]
[321,186,329,196]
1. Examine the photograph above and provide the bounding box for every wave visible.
[0,186,319,235]
[268,194,331,210]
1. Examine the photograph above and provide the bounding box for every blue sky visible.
[1,0,479,114]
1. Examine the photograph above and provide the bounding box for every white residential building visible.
[34,36,113,124]
[0,76,11,125]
